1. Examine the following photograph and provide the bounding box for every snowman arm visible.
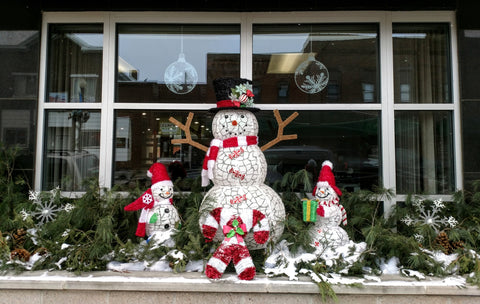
[169,113,208,152]
[124,189,153,211]
[252,210,270,245]
[201,207,222,242]
[260,110,299,151]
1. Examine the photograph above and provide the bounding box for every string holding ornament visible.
[164,26,198,95]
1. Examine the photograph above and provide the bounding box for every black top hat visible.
[209,77,260,113]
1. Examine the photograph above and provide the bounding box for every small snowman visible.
[306,160,349,252]
[124,163,180,247]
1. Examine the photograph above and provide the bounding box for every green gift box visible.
[302,199,318,222]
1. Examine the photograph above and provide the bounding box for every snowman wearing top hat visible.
[309,160,349,251]
[124,163,180,247]
[168,77,298,279]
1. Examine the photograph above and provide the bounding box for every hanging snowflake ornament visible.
[164,53,198,95]
[401,199,458,233]
[294,53,329,94]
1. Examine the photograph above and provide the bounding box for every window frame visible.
[35,11,461,212]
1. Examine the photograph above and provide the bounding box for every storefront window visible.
[43,110,100,190]
[116,24,240,103]
[252,24,379,104]
[46,24,103,103]
[0,30,39,184]
[395,111,454,194]
[393,23,452,104]
[113,110,380,192]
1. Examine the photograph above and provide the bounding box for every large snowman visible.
[124,163,180,247]
[308,160,349,252]
[169,78,298,252]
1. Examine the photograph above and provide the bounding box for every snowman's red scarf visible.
[202,135,258,187]
[317,197,348,226]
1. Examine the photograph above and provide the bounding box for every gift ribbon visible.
[223,219,246,242]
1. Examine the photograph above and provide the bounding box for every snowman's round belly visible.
[212,145,267,186]
[199,184,285,250]
[145,204,180,236]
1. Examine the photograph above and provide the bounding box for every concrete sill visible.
[0,271,479,304]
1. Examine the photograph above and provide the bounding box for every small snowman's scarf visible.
[202,135,258,187]
[317,197,348,226]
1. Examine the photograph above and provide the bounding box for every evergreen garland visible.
[0,145,480,291]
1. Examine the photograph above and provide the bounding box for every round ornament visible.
[294,53,329,94]
[164,53,198,95]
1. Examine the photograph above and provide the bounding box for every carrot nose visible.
[165,191,170,196]
[232,120,237,126]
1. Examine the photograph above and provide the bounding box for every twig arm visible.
[169,112,208,152]
[261,110,299,151]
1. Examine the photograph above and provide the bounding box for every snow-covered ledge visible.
[0,271,479,304]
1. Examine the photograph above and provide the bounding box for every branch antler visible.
[169,112,208,152]
[261,110,299,152]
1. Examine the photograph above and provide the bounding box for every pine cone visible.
[435,231,452,254]
[10,248,31,262]
[12,228,27,247]
[451,240,464,250]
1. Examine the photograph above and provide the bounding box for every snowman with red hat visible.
[124,163,180,247]
[308,160,349,252]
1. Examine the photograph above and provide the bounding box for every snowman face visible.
[315,184,338,202]
[212,109,258,140]
[151,183,173,201]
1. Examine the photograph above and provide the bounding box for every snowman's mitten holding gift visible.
[201,207,270,280]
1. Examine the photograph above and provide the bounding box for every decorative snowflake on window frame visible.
[401,198,458,233]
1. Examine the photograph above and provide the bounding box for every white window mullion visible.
[240,14,253,80]
[98,12,117,189]
[34,14,50,191]
[380,12,397,213]
[450,18,463,191]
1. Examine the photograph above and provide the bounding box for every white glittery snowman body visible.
[309,184,349,252]
[199,109,285,250]
[146,183,180,246]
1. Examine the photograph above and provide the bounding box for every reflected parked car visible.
[44,150,99,191]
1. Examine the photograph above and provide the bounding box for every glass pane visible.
[0,30,39,184]
[46,24,103,103]
[393,23,452,104]
[114,110,380,192]
[395,111,454,194]
[43,110,100,190]
[253,24,379,104]
[116,24,240,103]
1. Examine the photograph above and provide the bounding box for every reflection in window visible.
[395,111,454,194]
[47,24,103,103]
[116,24,240,103]
[43,110,100,190]
[253,24,379,104]
[393,23,451,104]
[113,110,380,192]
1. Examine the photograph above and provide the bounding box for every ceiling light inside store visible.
[267,53,315,74]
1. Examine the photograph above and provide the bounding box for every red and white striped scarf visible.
[318,198,348,226]
[201,135,258,187]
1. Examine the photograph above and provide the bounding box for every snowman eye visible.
[240,115,245,118]
[224,115,229,119]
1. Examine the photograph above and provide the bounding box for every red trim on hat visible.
[217,100,241,108]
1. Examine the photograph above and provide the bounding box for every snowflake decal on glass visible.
[164,53,198,95]
[401,199,458,233]
[294,53,329,94]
